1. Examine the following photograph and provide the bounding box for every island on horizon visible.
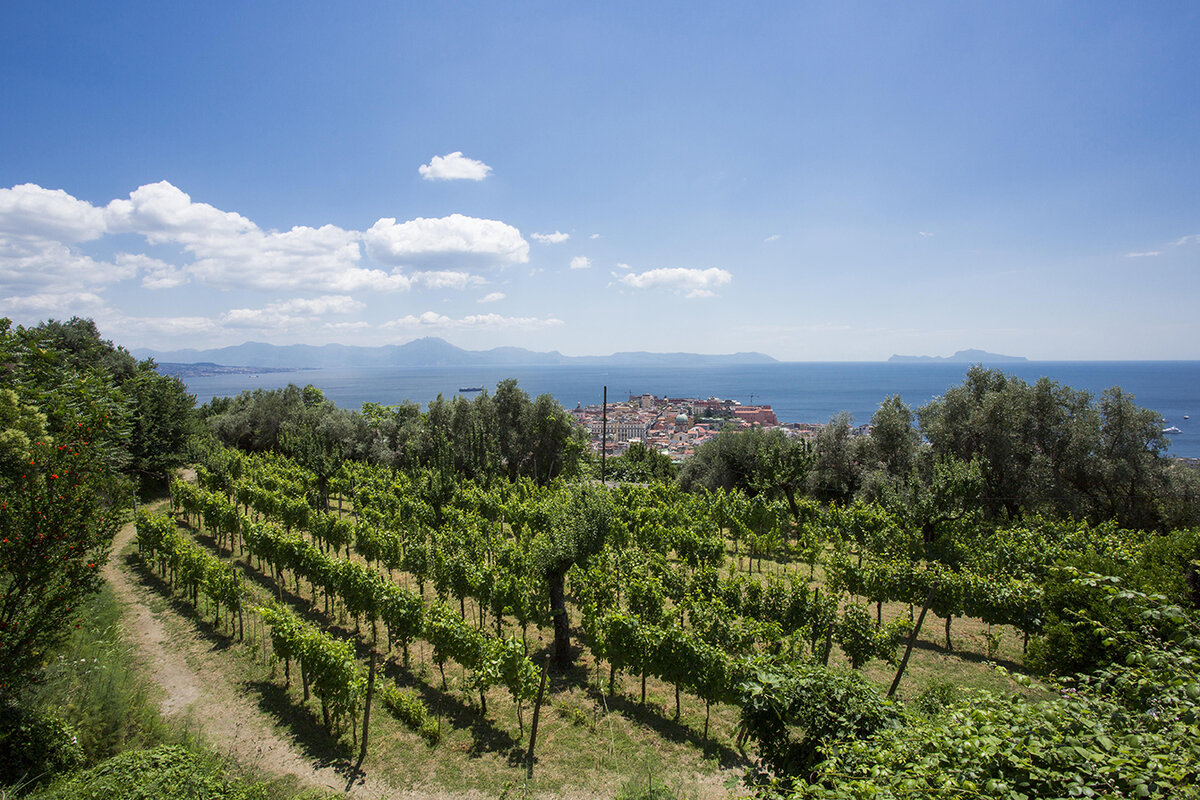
[888,348,1027,364]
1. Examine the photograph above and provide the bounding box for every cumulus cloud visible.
[532,231,570,244]
[382,311,563,330]
[615,262,632,271]
[409,270,487,290]
[273,295,365,315]
[0,186,134,300]
[569,256,591,270]
[103,181,383,292]
[170,223,369,291]
[106,313,220,339]
[617,267,732,298]
[105,181,255,244]
[0,236,135,292]
[0,184,107,242]
[113,253,189,289]
[365,214,529,268]
[478,292,505,303]
[764,234,781,243]
[1125,251,1161,258]
[0,180,540,327]
[0,291,105,315]
[418,152,493,181]
[919,231,934,238]
[222,295,364,329]
[589,233,601,239]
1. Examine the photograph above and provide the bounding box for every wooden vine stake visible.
[888,584,937,699]
[357,635,377,768]
[526,653,550,779]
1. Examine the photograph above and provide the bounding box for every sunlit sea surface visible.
[178,362,1200,458]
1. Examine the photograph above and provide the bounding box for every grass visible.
[30,582,170,763]
[6,511,314,800]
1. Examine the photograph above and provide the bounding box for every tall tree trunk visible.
[548,569,571,667]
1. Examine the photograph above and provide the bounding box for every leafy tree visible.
[124,360,198,486]
[807,412,863,503]
[888,453,984,557]
[21,317,137,386]
[533,486,620,667]
[605,440,677,484]
[0,321,131,699]
[1090,387,1170,529]
[203,385,308,452]
[917,367,1171,528]
[864,394,920,482]
[678,427,812,519]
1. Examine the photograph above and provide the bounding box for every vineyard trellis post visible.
[888,584,937,698]
[526,652,550,779]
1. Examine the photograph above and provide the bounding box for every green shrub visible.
[0,703,85,792]
[736,663,898,779]
[834,603,909,670]
[380,684,440,745]
[912,680,957,718]
[29,745,271,800]
[615,774,681,800]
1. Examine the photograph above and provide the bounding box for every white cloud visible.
[478,292,505,303]
[323,321,371,331]
[532,231,570,244]
[764,234,781,243]
[182,223,372,291]
[0,185,133,300]
[364,214,529,268]
[115,253,189,289]
[418,151,493,181]
[273,295,365,315]
[0,290,105,315]
[617,267,732,298]
[589,233,601,239]
[222,295,365,328]
[382,311,563,330]
[105,181,378,292]
[1172,234,1200,246]
[1125,251,1161,258]
[409,270,487,290]
[0,235,134,292]
[103,313,220,339]
[105,181,255,245]
[919,231,934,238]
[569,256,591,270]
[616,262,632,271]
[0,184,107,242]
[1,180,533,309]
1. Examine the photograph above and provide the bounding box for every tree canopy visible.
[0,317,199,698]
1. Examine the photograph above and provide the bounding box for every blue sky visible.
[1,2,1198,360]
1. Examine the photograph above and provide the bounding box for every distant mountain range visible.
[888,348,1027,363]
[134,337,779,370]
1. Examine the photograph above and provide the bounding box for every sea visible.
[178,362,1200,458]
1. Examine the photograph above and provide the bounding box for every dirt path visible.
[104,514,404,799]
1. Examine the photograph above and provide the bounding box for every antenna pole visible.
[601,385,607,484]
